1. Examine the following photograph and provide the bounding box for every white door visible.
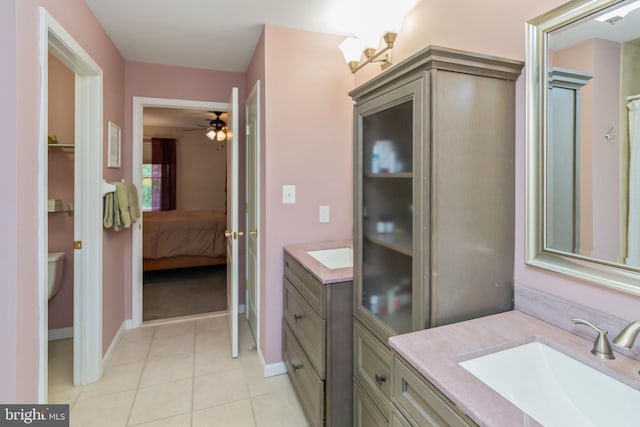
[246,81,260,342]
[226,87,240,358]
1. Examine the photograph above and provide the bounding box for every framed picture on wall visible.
[107,121,121,168]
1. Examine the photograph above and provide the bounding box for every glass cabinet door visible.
[359,99,415,335]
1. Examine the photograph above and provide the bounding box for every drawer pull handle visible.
[292,362,303,371]
[375,374,386,386]
[294,314,305,321]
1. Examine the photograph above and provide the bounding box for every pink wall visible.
[48,54,75,329]
[5,0,125,402]
[260,25,354,364]
[592,40,621,261]
[0,0,18,404]
[123,62,247,315]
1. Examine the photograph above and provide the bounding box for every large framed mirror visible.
[527,0,640,296]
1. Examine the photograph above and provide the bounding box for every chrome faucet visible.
[572,317,615,360]
[613,321,640,349]
[613,321,640,375]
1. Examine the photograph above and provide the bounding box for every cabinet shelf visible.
[48,143,75,152]
[365,172,412,179]
[364,233,412,256]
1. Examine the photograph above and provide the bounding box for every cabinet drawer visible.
[354,379,388,427]
[284,253,326,317]
[283,277,326,378]
[392,356,475,427]
[390,405,413,427]
[354,320,393,415]
[282,322,324,427]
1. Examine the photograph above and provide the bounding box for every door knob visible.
[237,231,244,237]
[249,230,258,237]
[224,230,232,238]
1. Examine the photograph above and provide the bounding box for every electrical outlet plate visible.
[319,205,330,223]
[282,185,296,204]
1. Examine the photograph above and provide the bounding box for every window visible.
[141,164,155,211]
[143,138,177,211]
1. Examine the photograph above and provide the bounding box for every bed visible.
[143,209,227,271]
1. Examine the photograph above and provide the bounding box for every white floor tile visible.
[47,316,309,427]
[140,354,193,387]
[193,368,249,410]
[128,413,191,427]
[78,361,145,400]
[192,399,257,427]
[128,378,192,425]
[70,390,135,427]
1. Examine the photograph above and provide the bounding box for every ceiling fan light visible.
[216,129,227,142]
[205,129,216,140]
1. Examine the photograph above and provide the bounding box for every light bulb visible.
[339,37,364,63]
[205,129,216,140]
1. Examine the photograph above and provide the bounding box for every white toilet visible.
[48,252,65,300]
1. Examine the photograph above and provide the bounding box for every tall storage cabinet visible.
[350,46,523,423]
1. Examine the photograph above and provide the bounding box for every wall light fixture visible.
[339,32,397,73]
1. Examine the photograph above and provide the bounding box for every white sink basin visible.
[307,247,353,269]
[459,341,640,427]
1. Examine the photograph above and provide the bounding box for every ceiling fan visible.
[183,111,227,142]
[204,111,227,142]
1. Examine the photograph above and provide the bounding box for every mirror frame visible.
[526,0,640,296]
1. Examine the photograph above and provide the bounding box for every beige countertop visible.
[389,310,640,427]
[283,239,353,284]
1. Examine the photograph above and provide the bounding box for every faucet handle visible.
[571,317,615,360]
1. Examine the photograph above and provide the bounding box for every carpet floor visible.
[142,265,227,321]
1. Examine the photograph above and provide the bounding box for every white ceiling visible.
[550,1,640,51]
[87,0,420,128]
[85,0,400,73]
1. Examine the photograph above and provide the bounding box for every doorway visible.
[139,106,229,322]
[39,9,104,401]
[131,98,229,327]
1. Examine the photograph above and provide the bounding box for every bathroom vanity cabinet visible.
[391,355,476,426]
[282,250,353,427]
[350,46,523,423]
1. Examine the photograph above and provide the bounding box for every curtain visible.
[151,138,177,211]
[627,99,640,265]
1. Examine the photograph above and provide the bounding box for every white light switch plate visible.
[319,205,330,223]
[282,185,296,204]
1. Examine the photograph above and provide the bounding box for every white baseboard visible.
[48,327,73,341]
[258,346,287,377]
[102,321,125,371]
[124,319,138,330]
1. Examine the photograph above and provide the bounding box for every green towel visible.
[126,182,140,222]
[103,192,114,228]
[114,182,132,228]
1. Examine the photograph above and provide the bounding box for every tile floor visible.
[48,314,309,427]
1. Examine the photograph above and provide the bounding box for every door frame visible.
[131,97,228,327]
[245,81,261,345]
[39,8,104,400]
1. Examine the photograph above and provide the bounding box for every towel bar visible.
[102,180,116,196]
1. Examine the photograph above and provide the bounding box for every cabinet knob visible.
[292,362,303,371]
[375,374,386,386]
[293,314,305,321]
